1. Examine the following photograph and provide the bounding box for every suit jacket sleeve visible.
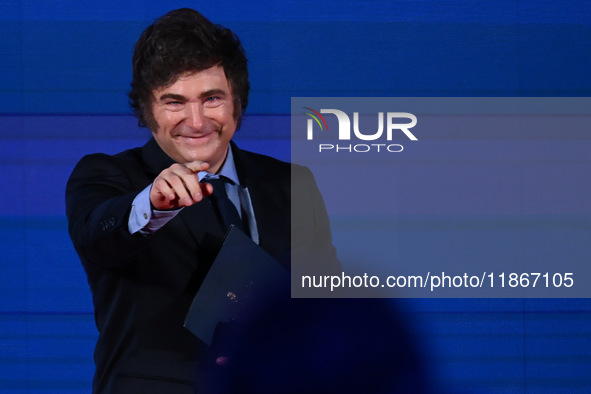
[291,163,340,275]
[66,151,153,269]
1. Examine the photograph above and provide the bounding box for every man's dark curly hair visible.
[128,8,249,130]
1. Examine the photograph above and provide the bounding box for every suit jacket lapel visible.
[231,142,290,266]
[141,137,175,178]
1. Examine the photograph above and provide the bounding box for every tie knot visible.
[206,176,233,200]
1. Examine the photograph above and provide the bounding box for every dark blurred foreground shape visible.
[205,295,433,394]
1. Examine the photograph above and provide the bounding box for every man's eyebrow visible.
[158,93,186,102]
[200,89,228,98]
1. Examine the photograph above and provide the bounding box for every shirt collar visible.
[197,146,240,185]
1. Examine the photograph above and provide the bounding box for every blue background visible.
[1,0,591,392]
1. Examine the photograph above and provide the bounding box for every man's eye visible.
[164,101,185,111]
[204,96,223,107]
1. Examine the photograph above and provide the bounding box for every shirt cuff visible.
[128,185,183,235]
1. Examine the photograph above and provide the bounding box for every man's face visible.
[150,66,237,173]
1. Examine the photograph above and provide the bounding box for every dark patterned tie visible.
[207,177,248,234]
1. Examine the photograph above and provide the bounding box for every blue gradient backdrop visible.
[1,1,591,392]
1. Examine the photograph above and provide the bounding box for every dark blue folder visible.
[184,225,288,345]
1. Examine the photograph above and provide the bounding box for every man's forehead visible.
[152,67,232,98]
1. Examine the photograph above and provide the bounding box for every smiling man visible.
[148,67,237,210]
[65,8,337,394]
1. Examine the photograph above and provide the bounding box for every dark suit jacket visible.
[66,138,336,393]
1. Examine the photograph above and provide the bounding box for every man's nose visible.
[185,102,205,129]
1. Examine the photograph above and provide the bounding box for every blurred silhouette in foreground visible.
[206,292,434,394]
